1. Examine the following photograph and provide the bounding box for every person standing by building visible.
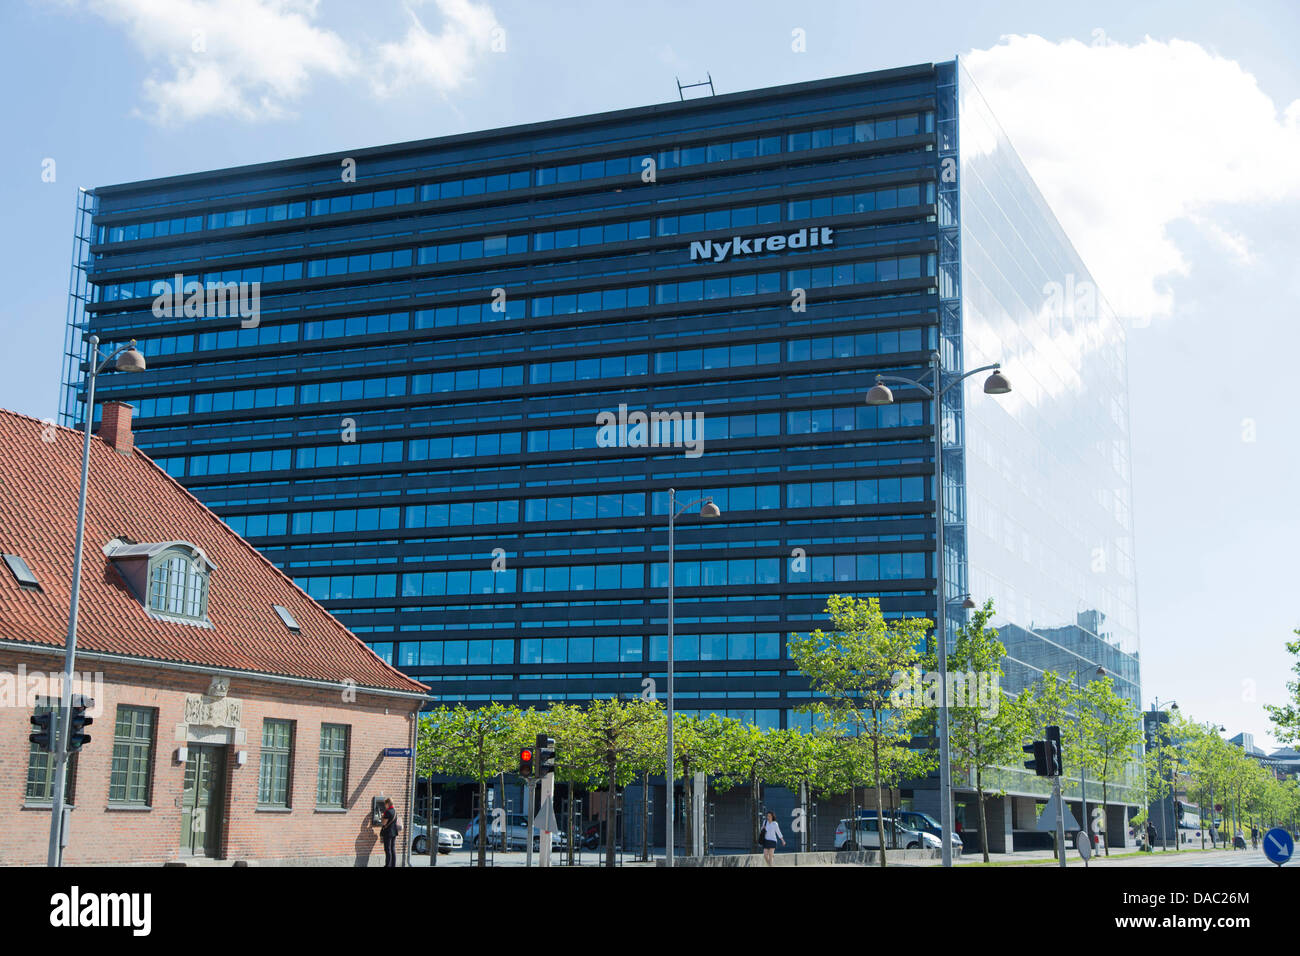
[380,797,399,867]
[759,811,785,865]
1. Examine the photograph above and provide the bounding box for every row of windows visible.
[97,109,935,245]
[416,232,529,265]
[225,478,924,542]
[788,254,934,290]
[534,219,653,250]
[394,632,783,668]
[136,322,931,417]
[96,222,933,304]
[788,182,932,220]
[169,401,922,476]
[299,550,926,600]
[168,331,912,419]
[25,704,350,811]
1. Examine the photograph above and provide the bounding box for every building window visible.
[25,701,75,804]
[148,550,209,620]
[108,706,156,805]
[258,719,294,807]
[317,724,349,808]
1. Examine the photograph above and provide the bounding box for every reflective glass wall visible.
[957,60,1140,715]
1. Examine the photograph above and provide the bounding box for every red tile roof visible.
[0,408,426,696]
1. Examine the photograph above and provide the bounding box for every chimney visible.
[99,401,134,456]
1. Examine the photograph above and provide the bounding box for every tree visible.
[713,719,787,851]
[941,599,1020,862]
[1011,673,1081,858]
[669,712,728,856]
[1266,629,1300,745]
[788,594,930,867]
[1074,677,1144,855]
[573,697,662,867]
[417,703,532,867]
[538,702,600,865]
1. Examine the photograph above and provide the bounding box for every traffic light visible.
[1023,740,1049,776]
[29,709,55,751]
[1174,799,1184,821]
[1045,725,1063,777]
[68,696,93,752]
[536,734,556,776]
[518,746,535,777]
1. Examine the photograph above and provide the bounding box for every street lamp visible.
[865,355,1010,867]
[1077,665,1107,849]
[663,489,720,868]
[48,335,145,866]
[1150,698,1178,851]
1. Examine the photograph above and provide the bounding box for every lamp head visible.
[114,340,146,373]
[864,376,894,406]
[982,368,1011,395]
[699,501,721,518]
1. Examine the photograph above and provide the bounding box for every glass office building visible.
[61,60,1140,816]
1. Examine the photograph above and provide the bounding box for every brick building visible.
[0,404,428,865]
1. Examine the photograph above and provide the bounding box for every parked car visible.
[834,816,942,851]
[463,813,568,850]
[859,809,963,855]
[410,815,463,855]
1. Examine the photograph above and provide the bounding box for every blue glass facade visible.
[60,62,1138,791]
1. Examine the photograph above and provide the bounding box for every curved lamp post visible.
[1151,698,1179,850]
[664,489,720,867]
[48,336,145,866]
[865,354,1010,868]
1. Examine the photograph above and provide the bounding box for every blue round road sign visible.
[1262,827,1294,866]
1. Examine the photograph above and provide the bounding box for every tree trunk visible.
[977,771,989,863]
[641,771,650,862]
[605,758,617,868]
[1101,781,1109,855]
[477,778,488,867]
[682,763,692,857]
[873,734,886,868]
[567,781,576,866]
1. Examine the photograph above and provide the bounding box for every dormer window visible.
[149,552,209,619]
[106,540,215,625]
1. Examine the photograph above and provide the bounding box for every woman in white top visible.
[760,811,785,865]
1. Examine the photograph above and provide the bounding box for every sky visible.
[1,0,1297,749]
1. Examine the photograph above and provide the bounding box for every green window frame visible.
[258,718,294,807]
[316,724,349,808]
[25,701,75,804]
[108,705,156,805]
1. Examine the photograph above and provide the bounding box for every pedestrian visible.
[379,796,400,868]
[1251,825,1259,849]
[1146,822,1157,851]
[759,810,785,865]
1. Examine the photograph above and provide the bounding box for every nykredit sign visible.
[689,226,834,263]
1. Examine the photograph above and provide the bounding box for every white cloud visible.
[49,0,501,123]
[963,34,1300,323]
[370,0,501,99]
[75,0,357,123]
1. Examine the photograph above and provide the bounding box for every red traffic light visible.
[520,748,533,762]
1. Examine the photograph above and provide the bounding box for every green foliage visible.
[1265,630,1300,746]
[788,594,931,866]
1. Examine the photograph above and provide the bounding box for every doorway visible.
[180,744,226,857]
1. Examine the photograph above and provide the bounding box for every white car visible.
[410,817,462,855]
[834,817,942,851]
[463,813,568,851]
